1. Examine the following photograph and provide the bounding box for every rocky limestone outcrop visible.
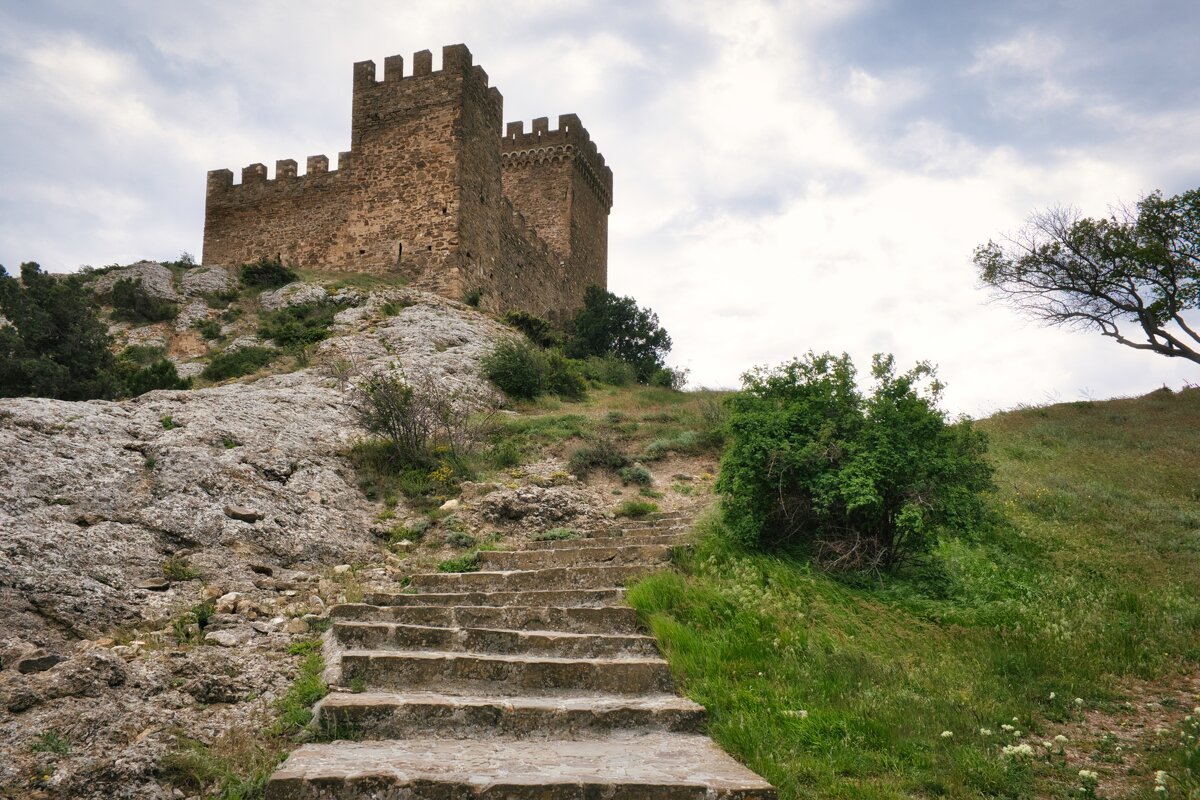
[0,281,514,797]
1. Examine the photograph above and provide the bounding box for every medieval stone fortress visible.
[203,43,612,318]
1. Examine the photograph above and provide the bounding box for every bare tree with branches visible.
[974,187,1200,364]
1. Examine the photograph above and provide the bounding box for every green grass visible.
[629,388,1200,799]
[615,499,658,518]
[437,552,481,572]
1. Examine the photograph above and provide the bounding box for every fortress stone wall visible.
[202,44,612,317]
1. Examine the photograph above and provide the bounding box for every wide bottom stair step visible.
[266,733,777,800]
[316,690,707,738]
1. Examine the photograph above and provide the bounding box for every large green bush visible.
[239,257,298,289]
[717,352,993,570]
[482,339,546,399]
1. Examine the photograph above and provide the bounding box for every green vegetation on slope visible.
[630,388,1200,799]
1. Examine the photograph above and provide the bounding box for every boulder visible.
[90,261,181,302]
[180,266,233,296]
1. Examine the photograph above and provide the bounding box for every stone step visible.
[338,649,674,694]
[329,604,642,634]
[480,542,676,570]
[408,564,659,593]
[522,531,691,550]
[360,588,626,608]
[332,621,660,658]
[266,734,777,800]
[316,690,707,739]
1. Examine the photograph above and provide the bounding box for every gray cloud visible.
[1,0,1197,413]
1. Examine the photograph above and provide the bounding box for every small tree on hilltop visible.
[975,187,1200,364]
[717,352,993,571]
[566,285,672,383]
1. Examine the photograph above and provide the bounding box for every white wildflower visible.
[979,728,992,736]
[1043,741,1054,749]
[1156,771,1169,786]
[1049,692,1056,700]
[1079,770,1098,780]
[1074,697,1084,706]
[940,730,953,739]
[1055,734,1069,744]
[1156,727,1170,736]
[1155,787,1167,794]
[782,709,808,719]
[1001,743,1035,759]
[1001,724,1015,732]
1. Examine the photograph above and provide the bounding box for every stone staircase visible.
[266,512,776,799]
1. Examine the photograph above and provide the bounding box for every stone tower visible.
[202,44,612,317]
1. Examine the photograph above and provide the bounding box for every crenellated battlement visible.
[203,43,609,316]
[205,153,350,196]
[501,114,612,210]
[351,45,503,126]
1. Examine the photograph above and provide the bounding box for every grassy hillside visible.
[630,387,1200,799]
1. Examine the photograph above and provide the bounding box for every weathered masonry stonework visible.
[203,44,612,317]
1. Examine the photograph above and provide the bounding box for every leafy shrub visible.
[717,352,993,571]
[114,347,191,396]
[163,555,201,581]
[109,277,179,323]
[619,463,653,486]
[352,370,493,469]
[642,431,701,461]
[201,346,277,381]
[257,302,338,348]
[567,438,630,477]
[239,257,297,289]
[543,351,587,400]
[649,366,690,391]
[194,318,222,340]
[437,552,480,573]
[445,531,477,548]
[531,528,579,542]
[578,355,637,386]
[462,287,483,307]
[481,339,587,401]
[482,339,546,400]
[501,310,561,348]
[615,500,658,518]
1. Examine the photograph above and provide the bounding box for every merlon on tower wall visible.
[202,44,611,318]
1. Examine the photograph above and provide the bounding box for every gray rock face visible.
[180,265,233,296]
[0,287,513,797]
[90,261,181,302]
[259,282,329,311]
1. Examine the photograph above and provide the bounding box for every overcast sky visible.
[2,0,1198,414]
